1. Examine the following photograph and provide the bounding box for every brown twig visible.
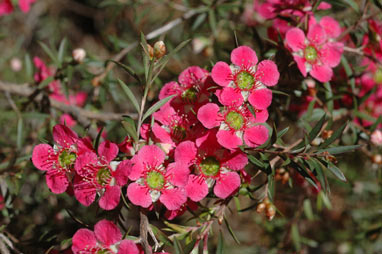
[140,210,152,254]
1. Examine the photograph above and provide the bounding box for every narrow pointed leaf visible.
[118,79,140,113]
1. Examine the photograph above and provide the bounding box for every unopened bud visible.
[72,48,86,63]
[372,154,382,164]
[10,57,22,72]
[154,41,166,59]
[371,130,382,146]
[265,204,276,221]
[311,137,323,146]
[256,203,266,213]
[147,44,154,60]
[322,130,333,140]
[282,172,290,185]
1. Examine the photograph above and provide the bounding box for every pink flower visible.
[18,0,35,13]
[0,0,13,16]
[285,17,343,82]
[126,145,188,210]
[151,104,202,150]
[32,124,92,193]
[73,141,130,210]
[159,66,214,112]
[0,195,4,210]
[118,136,135,156]
[72,219,139,254]
[371,130,382,146]
[175,139,248,201]
[211,46,279,109]
[197,92,270,150]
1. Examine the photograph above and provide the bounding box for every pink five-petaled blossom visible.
[285,17,343,83]
[159,66,214,113]
[126,145,188,210]
[0,0,13,16]
[73,141,130,210]
[211,46,279,109]
[32,124,88,194]
[175,140,248,200]
[197,94,269,150]
[72,219,139,254]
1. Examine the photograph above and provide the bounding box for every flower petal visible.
[166,162,190,187]
[214,172,240,199]
[320,43,343,68]
[319,16,341,38]
[118,240,140,254]
[127,183,152,208]
[114,160,132,186]
[250,109,269,123]
[248,88,272,110]
[255,60,279,87]
[73,176,96,206]
[231,46,258,67]
[286,28,306,52]
[244,125,269,147]
[307,24,326,45]
[159,81,179,100]
[46,170,69,194]
[211,61,232,87]
[186,175,209,202]
[98,141,119,163]
[223,151,248,171]
[18,0,35,13]
[197,103,221,129]
[72,228,97,253]
[216,87,244,106]
[160,188,187,210]
[216,130,242,150]
[310,64,333,83]
[137,145,165,168]
[293,55,307,77]
[52,124,78,148]
[179,66,208,86]
[99,185,121,210]
[32,144,54,171]
[174,141,197,164]
[94,219,122,246]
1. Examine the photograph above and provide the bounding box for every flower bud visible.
[282,172,290,185]
[265,203,276,221]
[256,202,266,213]
[10,57,22,72]
[147,44,154,60]
[322,130,333,140]
[72,48,86,63]
[372,154,382,164]
[154,41,166,59]
[371,130,382,146]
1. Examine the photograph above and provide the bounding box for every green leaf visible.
[216,230,224,254]
[24,53,33,80]
[341,56,356,92]
[303,199,314,221]
[224,216,240,244]
[291,224,301,251]
[327,162,346,182]
[192,13,207,30]
[58,38,68,64]
[343,0,359,11]
[38,41,59,66]
[324,82,333,116]
[277,127,289,139]
[118,79,140,113]
[122,116,138,142]
[17,118,23,150]
[173,238,184,254]
[369,116,382,133]
[316,145,361,155]
[37,76,54,89]
[319,121,347,149]
[109,60,141,83]
[142,95,175,122]
[208,9,217,36]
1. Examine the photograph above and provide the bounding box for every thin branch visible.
[140,210,152,254]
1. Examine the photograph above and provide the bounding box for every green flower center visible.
[97,249,112,254]
[146,171,165,190]
[172,125,187,142]
[96,167,112,186]
[374,68,382,84]
[200,157,220,177]
[181,87,198,102]
[304,45,318,62]
[236,71,254,90]
[225,111,244,130]
[58,150,76,168]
